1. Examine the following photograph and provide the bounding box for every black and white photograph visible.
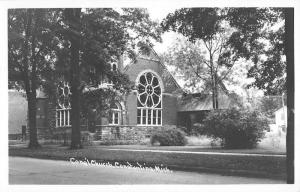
[1,0,299,191]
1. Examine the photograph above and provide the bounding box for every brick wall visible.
[123,54,180,127]
[36,98,56,140]
[125,58,160,83]
[125,92,137,125]
[162,94,177,125]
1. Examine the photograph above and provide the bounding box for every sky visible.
[146,7,265,96]
[147,7,180,54]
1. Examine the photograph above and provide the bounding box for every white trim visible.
[136,124,162,127]
[162,92,179,97]
[59,110,62,126]
[109,103,121,125]
[56,108,71,127]
[150,47,182,91]
[68,110,70,125]
[138,55,160,62]
[136,108,162,126]
[151,109,153,125]
[135,69,165,92]
[56,110,58,127]
[136,71,163,126]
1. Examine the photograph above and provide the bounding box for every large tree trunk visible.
[27,92,40,148]
[65,8,82,149]
[22,9,40,148]
[209,53,218,110]
[285,8,294,184]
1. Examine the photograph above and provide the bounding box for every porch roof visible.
[178,93,235,112]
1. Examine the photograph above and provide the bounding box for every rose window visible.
[137,72,162,126]
[137,72,161,108]
[57,81,71,109]
[56,81,71,127]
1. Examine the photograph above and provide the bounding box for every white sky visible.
[147,7,181,54]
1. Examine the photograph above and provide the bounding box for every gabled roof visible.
[123,47,182,91]
[275,106,287,114]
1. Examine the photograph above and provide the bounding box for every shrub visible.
[186,135,221,147]
[178,126,189,135]
[201,108,269,149]
[97,139,138,145]
[150,127,187,146]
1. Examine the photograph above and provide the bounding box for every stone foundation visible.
[37,125,166,144]
[96,126,164,141]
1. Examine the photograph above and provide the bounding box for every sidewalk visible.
[101,147,286,157]
[9,144,287,180]
[10,156,285,184]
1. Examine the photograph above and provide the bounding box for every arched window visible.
[111,62,117,72]
[109,103,121,125]
[56,82,71,127]
[137,71,162,126]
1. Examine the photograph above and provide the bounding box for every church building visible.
[25,48,234,142]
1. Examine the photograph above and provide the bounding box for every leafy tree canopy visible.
[161,8,286,95]
[8,9,61,92]
[40,8,162,103]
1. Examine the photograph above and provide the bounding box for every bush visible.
[97,139,139,145]
[186,135,221,147]
[201,108,269,149]
[150,127,187,146]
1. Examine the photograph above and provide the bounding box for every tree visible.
[161,35,241,95]
[284,8,294,184]
[226,8,286,95]
[162,8,286,100]
[161,8,238,109]
[222,9,293,182]
[62,8,82,149]
[57,8,161,149]
[8,9,60,148]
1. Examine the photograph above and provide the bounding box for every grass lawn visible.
[9,143,286,180]
[97,145,286,155]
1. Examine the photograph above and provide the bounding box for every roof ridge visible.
[123,47,183,91]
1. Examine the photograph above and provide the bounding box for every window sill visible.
[136,124,162,127]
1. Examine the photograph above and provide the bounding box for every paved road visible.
[9,157,284,184]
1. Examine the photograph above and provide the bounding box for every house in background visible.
[8,90,27,139]
[274,106,287,132]
[8,89,50,140]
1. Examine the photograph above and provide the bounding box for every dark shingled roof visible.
[178,92,236,112]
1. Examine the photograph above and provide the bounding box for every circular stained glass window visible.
[57,82,71,109]
[137,72,161,108]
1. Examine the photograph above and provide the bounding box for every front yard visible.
[9,143,286,180]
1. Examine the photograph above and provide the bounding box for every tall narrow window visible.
[137,71,162,126]
[112,63,117,71]
[109,103,121,125]
[56,82,71,127]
